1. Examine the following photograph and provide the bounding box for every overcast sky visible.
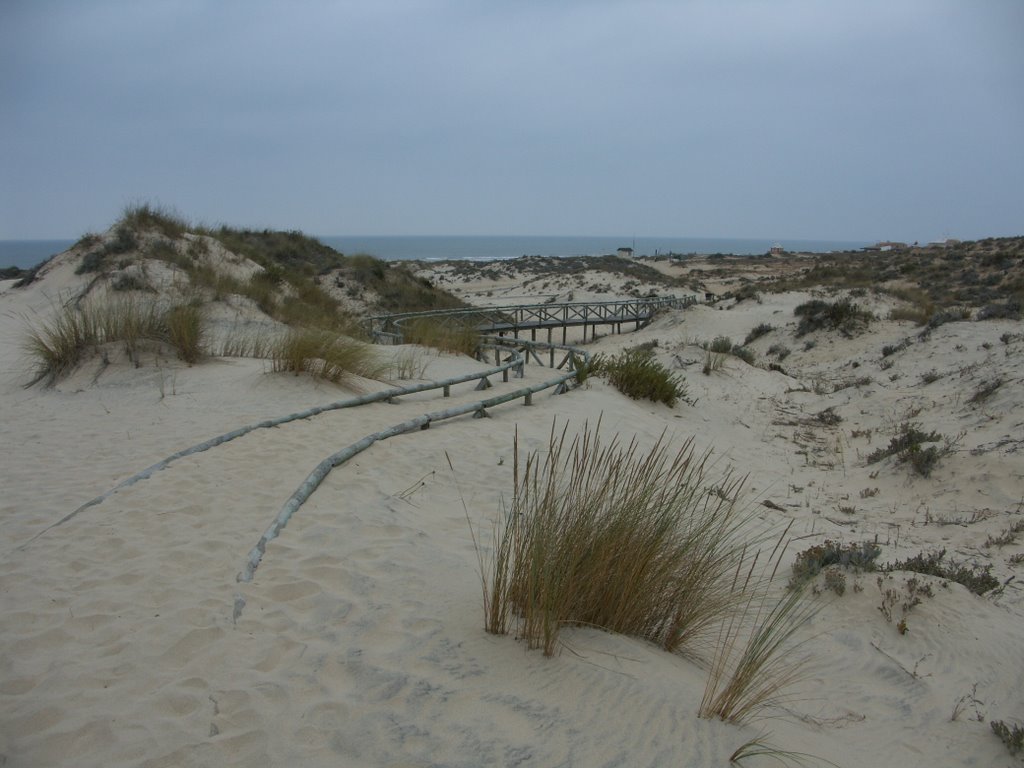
[2,1,1022,242]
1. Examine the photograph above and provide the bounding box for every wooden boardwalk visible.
[367,295,696,344]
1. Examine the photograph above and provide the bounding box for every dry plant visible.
[704,349,728,375]
[270,328,386,385]
[401,317,480,356]
[164,303,204,364]
[730,732,839,767]
[23,292,206,383]
[699,541,820,723]
[480,421,759,657]
[217,325,275,358]
[389,347,430,380]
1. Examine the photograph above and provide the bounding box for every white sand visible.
[1,256,1022,766]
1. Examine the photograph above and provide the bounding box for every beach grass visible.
[699,570,818,723]
[401,317,480,356]
[23,293,208,384]
[481,421,759,656]
[270,328,386,385]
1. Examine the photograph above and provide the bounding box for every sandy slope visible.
[1,259,1022,767]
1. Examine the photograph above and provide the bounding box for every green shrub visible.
[110,271,155,293]
[866,422,949,477]
[708,336,733,353]
[970,378,1004,404]
[881,340,910,357]
[794,298,874,337]
[730,345,755,365]
[925,306,972,330]
[977,299,1021,321]
[592,348,687,407]
[789,540,881,589]
[991,720,1024,756]
[75,226,140,275]
[743,323,773,345]
[884,549,998,595]
[75,251,109,275]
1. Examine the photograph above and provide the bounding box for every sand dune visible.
[2,251,1022,767]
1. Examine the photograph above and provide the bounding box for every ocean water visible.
[317,235,869,262]
[0,235,869,270]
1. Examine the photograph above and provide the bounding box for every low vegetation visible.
[400,316,480,356]
[701,336,754,370]
[789,540,882,590]
[23,204,472,383]
[743,323,773,345]
[794,298,874,337]
[991,719,1024,757]
[23,293,206,385]
[270,328,386,385]
[865,421,952,478]
[477,424,815,723]
[590,347,687,406]
[883,549,999,595]
[768,237,1024,313]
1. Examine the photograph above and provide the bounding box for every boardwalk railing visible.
[366,295,696,345]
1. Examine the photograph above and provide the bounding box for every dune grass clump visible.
[270,328,385,385]
[23,294,206,384]
[118,202,189,239]
[474,424,819,725]
[591,348,687,407]
[217,326,274,359]
[699,579,819,723]
[23,301,103,383]
[794,298,874,337]
[480,425,756,656]
[703,349,727,375]
[165,303,205,364]
[389,347,429,380]
[401,317,480,356]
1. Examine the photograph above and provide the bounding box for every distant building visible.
[863,241,908,252]
[617,247,634,258]
[769,243,784,255]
